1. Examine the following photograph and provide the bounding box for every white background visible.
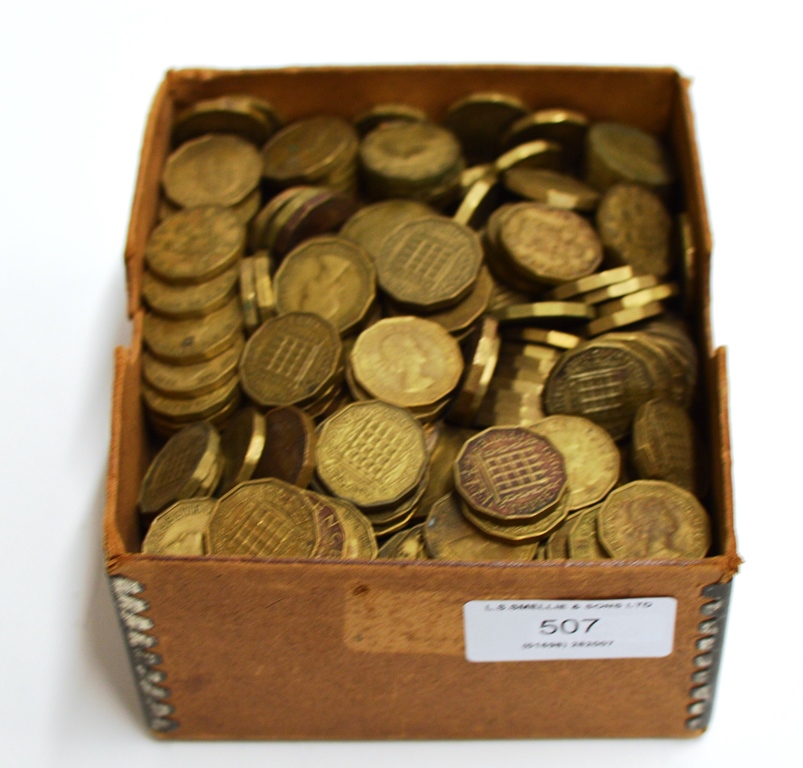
[2,1,801,766]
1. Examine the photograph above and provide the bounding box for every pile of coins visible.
[136,90,711,563]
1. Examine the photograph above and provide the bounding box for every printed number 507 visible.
[539,618,599,635]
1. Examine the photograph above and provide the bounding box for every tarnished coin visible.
[172,95,281,147]
[217,407,267,495]
[586,122,674,193]
[353,102,427,136]
[138,422,221,517]
[142,264,239,319]
[489,301,594,325]
[253,405,317,488]
[500,327,582,350]
[377,524,429,560]
[501,108,589,171]
[544,511,583,560]
[239,256,260,333]
[494,140,562,174]
[351,316,463,409]
[597,183,673,279]
[274,236,376,335]
[586,302,667,336]
[567,504,608,560]
[424,493,537,561]
[162,134,262,209]
[376,217,483,310]
[304,491,347,558]
[252,253,276,322]
[248,186,311,252]
[330,497,378,559]
[597,480,711,559]
[455,426,567,523]
[141,498,216,556]
[239,312,342,408]
[442,92,529,163]
[339,199,436,261]
[580,274,660,305]
[453,174,502,229]
[530,415,620,511]
[142,375,240,424]
[207,479,319,558]
[498,203,603,286]
[503,168,600,212]
[460,491,570,543]
[545,266,636,301]
[597,283,679,316]
[316,400,428,509]
[145,206,244,285]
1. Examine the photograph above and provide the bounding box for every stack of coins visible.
[134,89,710,565]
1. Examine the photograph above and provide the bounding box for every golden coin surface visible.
[239,312,342,408]
[262,116,359,185]
[252,254,276,322]
[580,274,660,305]
[503,168,600,212]
[597,282,679,316]
[455,426,567,523]
[239,257,260,332]
[545,266,636,301]
[217,407,267,494]
[353,102,427,136]
[377,523,430,560]
[248,186,310,252]
[142,335,243,399]
[424,493,537,561]
[530,415,620,511]
[597,480,711,559]
[274,236,376,335]
[376,217,482,310]
[500,327,582,349]
[419,265,493,336]
[139,422,221,516]
[351,316,463,409]
[502,108,589,170]
[460,164,497,194]
[442,92,529,163]
[304,491,348,559]
[207,479,319,558]
[171,95,280,147]
[489,301,594,325]
[586,122,674,192]
[632,398,698,493]
[330,497,378,559]
[145,206,244,285]
[252,405,317,488]
[339,199,436,261]
[460,491,569,542]
[142,375,240,423]
[567,504,608,560]
[141,264,239,319]
[162,134,262,208]
[586,302,666,336]
[142,298,243,364]
[498,203,602,286]
[453,174,502,229]
[316,400,428,509]
[494,140,562,174]
[597,183,673,278]
[141,498,216,556]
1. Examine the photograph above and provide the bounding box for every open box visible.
[103,65,739,739]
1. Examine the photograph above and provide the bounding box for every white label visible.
[463,598,677,662]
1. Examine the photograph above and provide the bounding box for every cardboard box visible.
[103,65,740,739]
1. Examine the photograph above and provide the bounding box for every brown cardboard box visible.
[103,65,740,740]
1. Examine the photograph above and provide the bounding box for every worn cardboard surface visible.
[104,65,739,740]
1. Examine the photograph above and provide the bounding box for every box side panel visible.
[106,556,730,740]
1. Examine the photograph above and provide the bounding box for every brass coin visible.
[424,493,537,561]
[597,480,711,559]
[252,405,317,488]
[585,302,667,336]
[330,497,378,559]
[442,92,529,163]
[597,183,673,279]
[489,301,594,325]
[677,212,697,316]
[453,174,502,229]
[460,164,497,194]
[145,206,244,285]
[142,335,244,399]
[500,327,582,349]
[376,217,482,310]
[339,199,436,261]
[316,400,428,509]
[454,426,567,523]
[138,421,221,516]
[207,479,319,558]
[483,204,549,294]
[274,236,376,335]
[353,102,427,136]
[494,140,562,174]
[503,168,600,212]
[262,116,359,186]
[305,491,348,559]
[141,264,239,319]
[486,376,545,397]
[229,187,262,227]
[544,512,582,560]
[162,134,262,209]
[351,316,463,409]
[632,398,698,494]
[498,203,603,286]
[142,375,240,423]
[171,95,280,147]
[545,266,636,301]
[142,298,243,364]
[580,274,660,305]
[217,407,267,495]
[378,524,428,559]
[248,186,310,252]
[239,257,260,333]
[597,283,679,316]
[530,415,620,511]
[141,498,217,556]
[252,253,276,321]
[567,504,608,560]
[239,312,342,408]
[460,492,569,543]
[586,122,674,193]
[501,108,589,171]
